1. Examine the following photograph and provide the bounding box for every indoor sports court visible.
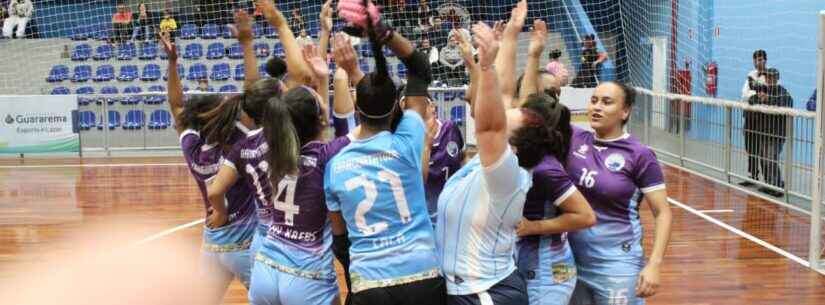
[1,0,824,305]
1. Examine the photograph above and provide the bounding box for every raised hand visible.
[158,32,177,60]
[472,22,500,70]
[527,19,547,57]
[337,0,381,29]
[229,10,254,43]
[452,29,475,68]
[332,33,358,75]
[320,0,333,33]
[303,43,329,79]
[257,0,285,27]
[493,20,505,41]
[508,0,528,31]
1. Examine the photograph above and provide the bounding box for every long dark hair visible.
[261,96,301,183]
[281,86,323,145]
[509,93,572,168]
[354,9,397,129]
[197,78,283,146]
[176,94,223,134]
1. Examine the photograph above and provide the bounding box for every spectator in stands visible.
[131,2,154,42]
[417,0,432,29]
[739,49,768,187]
[438,34,467,86]
[289,9,304,33]
[545,49,569,86]
[159,10,177,40]
[112,3,133,44]
[420,38,439,67]
[2,0,32,39]
[296,29,313,47]
[194,79,210,92]
[752,68,792,197]
[429,16,449,49]
[571,33,607,88]
[807,89,817,111]
[0,3,7,29]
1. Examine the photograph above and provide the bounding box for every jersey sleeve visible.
[394,110,427,170]
[324,159,341,212]
[332,111,358,138]
[634,148,666,194]
[483,146,530,200]
[539,158,578,206]
[179,129,201,162]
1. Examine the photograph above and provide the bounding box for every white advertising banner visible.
[0,95,79,153]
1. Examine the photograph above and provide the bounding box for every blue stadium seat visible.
[180,24,198,40]
[159,45,180,60]
[141,64,161,81]
[139,43,158,60]
[255,42,270,58]
[227,42,243,59]
[71,27,90,40]
[206,42,225,59]
[384,47,395,58]
[359,60,370,74]
[117,65,139,81]
[234,64,245,81]
[123,110,146,130]
[253,23,263,38]
[93,25,111,41]
[97,110,121,130]
[164,64,184,81]
[273,42,284,57]
[259,64,269,78]
[222,24,235,39]
[93,65,115,82]
[210,63,231,81]
[264,25,277,38]
[148,109,172,129]
[93,44,114,61]
[450,105,465,124]
[183,86,190,92]
[76,86,95,105]
[99,86,119,105]
[201,24,219,39]
[71,65,92,82]
[71,44,92,61]
[188,63,208,80]
[122,86,143,105]
[145,85,166,104]
[79,111,96,130]
[117,43,137,60]
[50,87,71,95]
[396,63,407,79]
[183,43,203,59]
[357,43,372,57]
[219,84,238,93]
[46,65,69,82]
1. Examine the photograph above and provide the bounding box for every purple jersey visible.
[180,127,257,248]
[516,155,578,281]
[223,128,273,236]
[425,119,464,223]
[257,136,352,279]
[564,127,665,274]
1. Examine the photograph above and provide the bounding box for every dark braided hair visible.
[509,93,573,168]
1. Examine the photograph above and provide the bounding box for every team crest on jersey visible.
[574,144,589,159]
[301,156,318,168]
[605,153,626,172]
[447,141,459,158]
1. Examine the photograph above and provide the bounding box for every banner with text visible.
[0,95,79,154]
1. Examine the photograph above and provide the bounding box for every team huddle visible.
[166,1,672,305]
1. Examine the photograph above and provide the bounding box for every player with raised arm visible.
[566,82,673,305]
[159,32,257,304]
[324,1,445,304]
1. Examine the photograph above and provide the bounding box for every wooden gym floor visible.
[0,156,823,305]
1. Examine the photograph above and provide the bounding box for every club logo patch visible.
[605,153,626,172]
[447,141,459,157]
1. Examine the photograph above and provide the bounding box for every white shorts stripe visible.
[478,291,494,305]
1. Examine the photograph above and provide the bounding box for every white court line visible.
[132,218,204,246]
[697,209,735,213]
[667,197,823,274]
[0,163,187,169]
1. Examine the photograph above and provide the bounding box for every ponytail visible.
[261,96,300,184]
[198,95,242,147]
[510,93,572,168]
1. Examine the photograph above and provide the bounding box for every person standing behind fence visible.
[2,0,32,39]
[571,34,606,88]
[751,68,792,197]
[739,49,768,187]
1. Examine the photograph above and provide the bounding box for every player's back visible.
[425,119,464,224]
[223,127,273,236]
[324,111,438,293]
[257,136,352,279]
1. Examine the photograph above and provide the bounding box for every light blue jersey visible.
[324,110,439,294]
[436,147,533,296]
